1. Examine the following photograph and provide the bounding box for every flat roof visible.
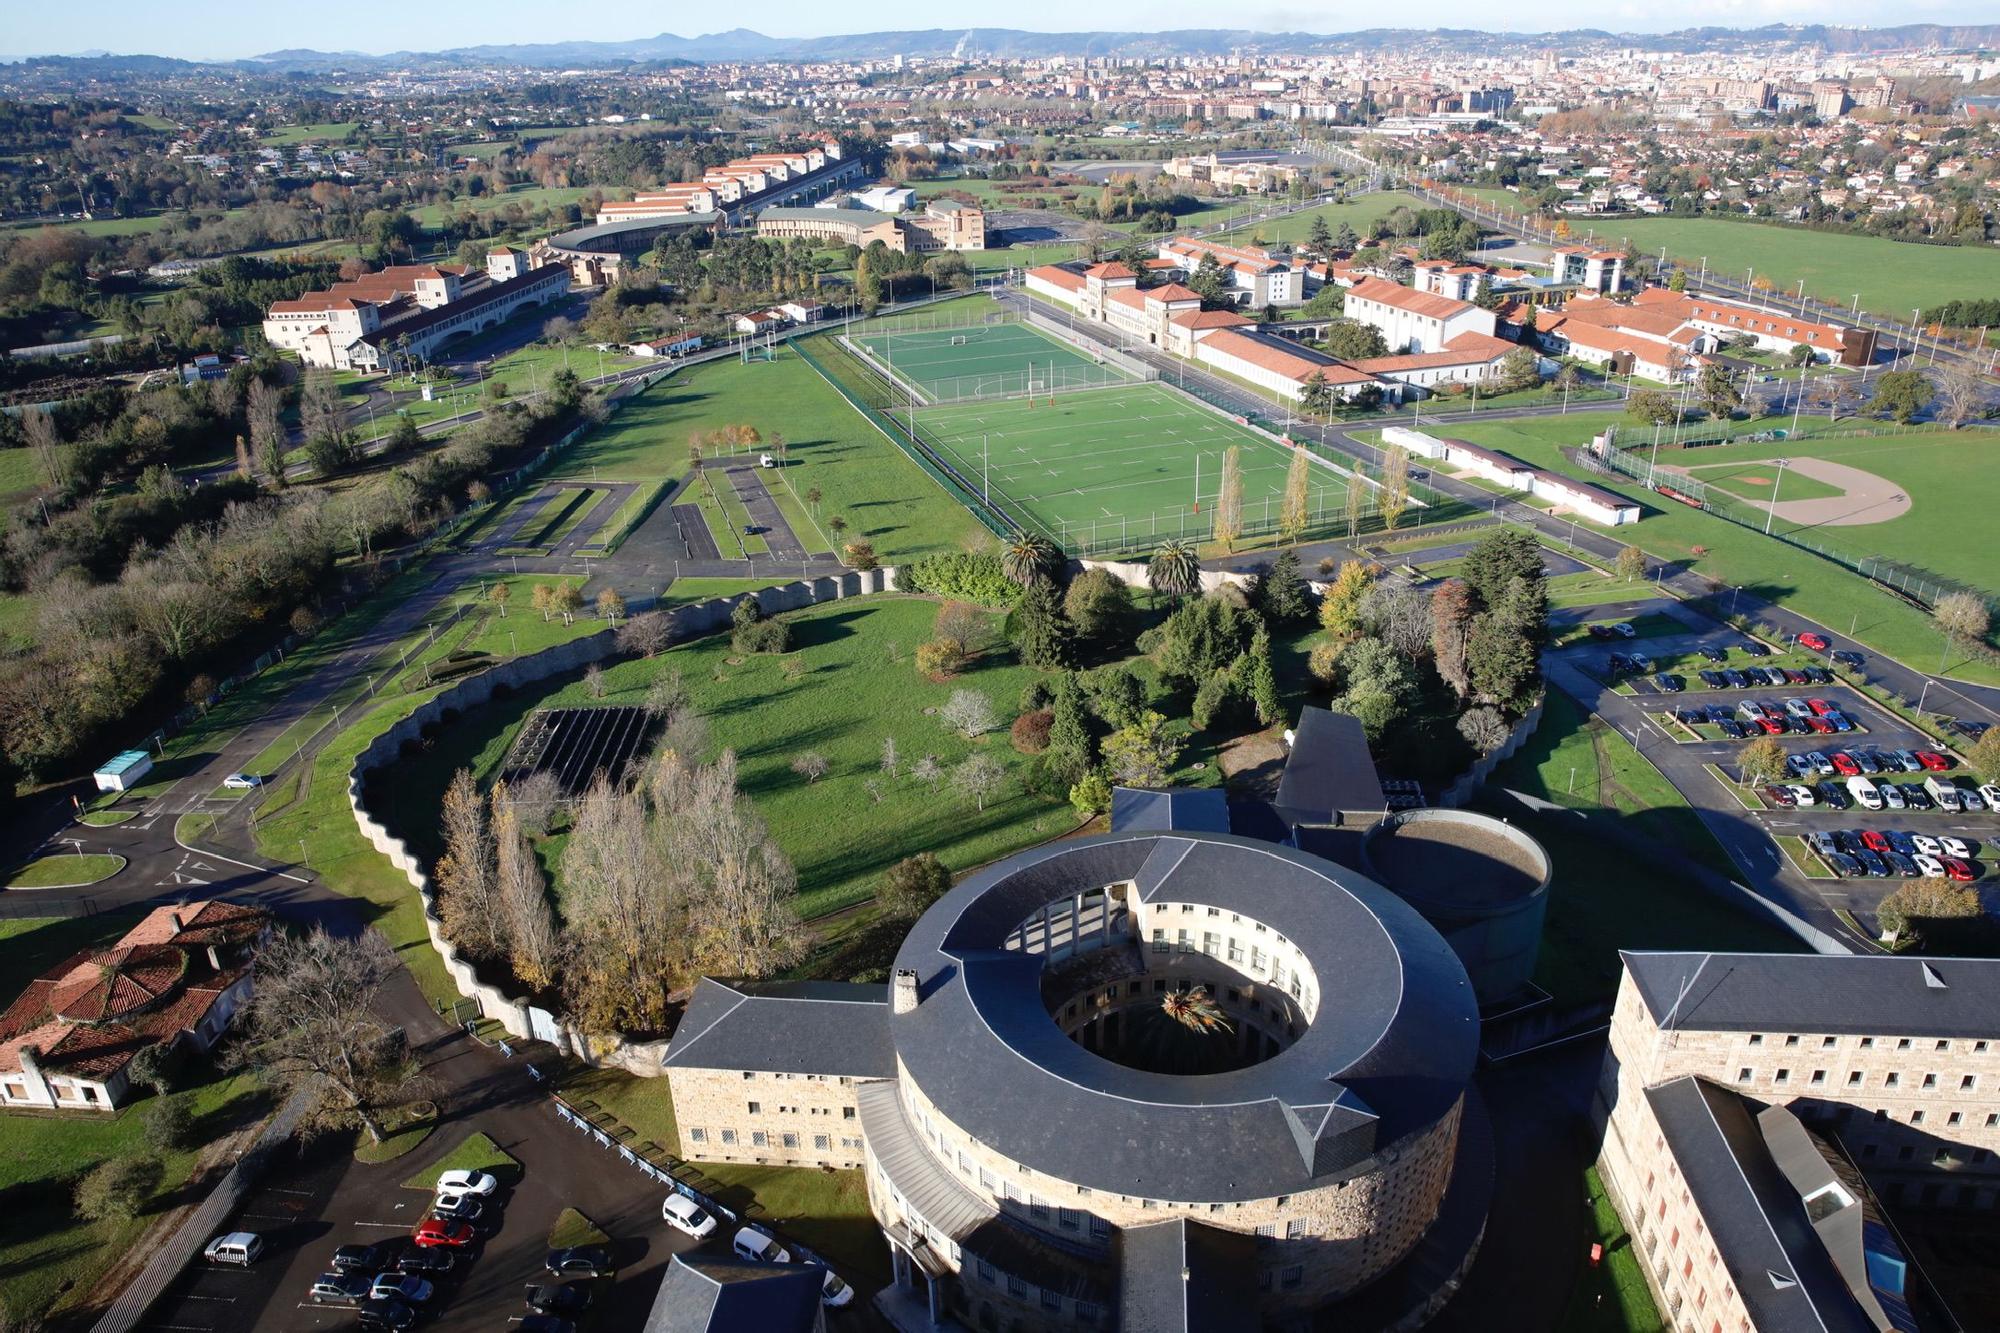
[544,212,723,253]
[94,750,152,776]
[1273,707,1387,825]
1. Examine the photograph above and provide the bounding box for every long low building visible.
[1381,427,1640,525]
[263,260,569,370]
[592,139,862,226]
[755,198,985,254]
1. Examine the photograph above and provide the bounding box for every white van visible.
[1847,775,1884,811]
[733,1227,791,1265]
[1924,775,1962,811]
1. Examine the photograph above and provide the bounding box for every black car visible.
[1831,650,1864,669]
[1697,670,1724,689]
[1827,852,1864,877]
[1654,673,1683,693]
[1805,667,1834,684]
[1884,851,1919,878]
[431,1196,485,1226]
[1833,830,1867,855]
[1587,623,1617,640]
[1678,708,1706,725]
[357,1299,418,1333]
[333,1243,399,1276]
[1946,718,1991,741]
[1700,645,1727,663]
[1718,718,1747,739]
[526,1283,594,1315]
[1724,669,1750,689]
[1786,716,1812,735]
[396,1248,456,1278]
[1705,704,1733,724]
[1741,641,1771,657]
[544,1247,614,1279]
[1855,850,1890,878]
[1606,654,1631,676]
[1901,784,1933,810]
[1815,782,1850,810]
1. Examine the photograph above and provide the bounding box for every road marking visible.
[265,1187,317,1197]
[171,1295,236,1303]
[354,1220,413,1228]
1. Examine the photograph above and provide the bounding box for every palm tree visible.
[1161,986,1232,1036]
[1147,539,1201,602]
[1002,532,1059,587]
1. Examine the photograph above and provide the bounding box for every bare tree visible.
[616,610,671,657]
[230,927,412,1144]
[436,769,502,962]
[1932,591,1991,664]
[650,749,808,979]
[1362,584,1434,660]
[561,778,679,1031]
[1457,706,1511,754]
[1804,373,1855,423]
[246,379,286,488]
[789,751,830,783]
[492,791,562,992]
[941,688,998,739]
[504,768,563,838]
[932,601,986,659]
[21,406,66,490]
[880,734,900,778]
[1932,365,1985,430]
[911,755,944,790]
[952,753,1007,812]
[1378,444,1411,531]
[583,664,606,699]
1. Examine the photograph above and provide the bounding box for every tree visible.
[951,753,1007,812]
[1344,466,1367,538]
[1805,373,1857,422]
[1932,364,1985,429]
[143,1094,196,1152]
[1876,877,1981,947]
[247,379,286,489]
[1431,579,1475,698]
[595,587,626,623]
[916,639,965,679]
[804,486,823,515]
[1615,544,1648,582]
[1667,268,1688,292]
[1308,214,1333,252]
[880,852,952,921]
[491,794,561,990]
[74,1156,159,1222]
[1466,607,1538,707]
[1378,444,1410,531]
[789,751,830,782]
[1298,371,1335,420]
[1002,532,1060,587]
[942,689,999,738]
[933,601,986,659]
[1147,540,1201,601]
[1044,672,1097,782]
[1967,728,2000,784]
[1102,710,1183,787]
[1014,576,1074,669]
[844,539,878,570]
[1212,446,1244,553]
[1497,347,1542,393]
[1932,591,1990,664]
[1319,318,1388,361]
[1362,583,1434,660]
[1458,706,1511,754]
[436,769,501,962]
[1246,624,1281,726]
[552,584,584,625]
[617,610,671,658]
[1696,362,1742,419]
[1318,561,1376,641]
[232,927,408,1143]
[1260,548,1310,624]
[1626,388,1678,426]
[1278,449,1312,546]
[1063,569,1134,650]
[489,581,511,618]
[1157,596,1252,689]
[1461,528,1545,612]
[1739,735,1789,787]
[1873,369,1932,424]
[1333,638,1418,741]
[1069,772,1113,817]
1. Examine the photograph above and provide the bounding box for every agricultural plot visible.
[501,707,654,794]
[914,382,1351,553]
[850,319,1130,404]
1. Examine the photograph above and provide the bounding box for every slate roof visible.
[1110,787,1231,834]
[1273,707,1387,826]
[662,978,894,1079]
[1118,1218,1259,1332]
[889,831,1476,1201]
[544,212,724,254]
[1622,951,2000,1038]
[639,1251,825,1333]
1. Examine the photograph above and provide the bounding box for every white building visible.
[1342,278,1498,354]
[1383,428,1640,525]
[1156,236,1305,308]
[262,262,569,371]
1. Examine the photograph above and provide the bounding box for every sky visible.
[5,0,1992,63]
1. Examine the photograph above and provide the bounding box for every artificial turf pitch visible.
[914,383,1350,550]
[855,321,1129,402]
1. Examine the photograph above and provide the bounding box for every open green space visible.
[5,853,125,888]
[409,185,601,229]
[549,349,981,562]
[1556,1166,1665,1333]
[402,1131,521,1190]
[850,292,1008,333]
[260,121,360,144]
[1594,215,2000,321]
[659,577,792,607]
[0,212,197,238]
[1213,190,1427,247]
[917,382,1347,553]
[512,486,607,553]
[1396,415,2000,682]
[857,320,1130,403]
[1684,459,1843,503]
[354,1105,436,1163]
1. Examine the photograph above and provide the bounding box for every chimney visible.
[892,969,919,1016]
[206,945,223,973]
[15,1043,52,1108]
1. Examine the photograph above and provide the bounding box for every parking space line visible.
[355,1220,413,1228]
[171,1295,237,1304]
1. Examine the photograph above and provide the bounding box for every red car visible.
[1799,632,1830,651]
[1940,856,1978,883]
[1830,752,1861,776]
[1859,829,1891,853]
[412,1220,475,1249]
[1807,698,1836,716]
[1805,716,1833,734]
[1915,751,1951,772]
[1759,718,1785,735]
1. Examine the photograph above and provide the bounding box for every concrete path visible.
[725,465,809,562]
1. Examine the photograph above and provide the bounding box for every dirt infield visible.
[1759,456,1912,527]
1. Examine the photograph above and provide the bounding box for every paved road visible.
[725,465,810,562]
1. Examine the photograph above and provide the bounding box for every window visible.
[1923,1074,1938,1089]
[1007,1275,1027,1298]
[1961,1075,1978,1091]
[1848,1071,1864,1086]
[1176,929,1192,951]
[1821,1036,1837,1049]
[980,1167,997,1191]
[1911,1111,1925,1125]
[1077,1301,1099,1323]
[752,1131,768,1147]
[1227,941,1244,964]
[1810,1071,1826,1085]
[782,1132,799,1149]
[1947,1113,1962,1127]
[742,1071,756,1080]
[843,1106,856,1120]
[1884,1073,1900,1088]
[721,1129,738,1145]
[1280,1265,1303,1291]
[1774,1069,1790,1084]
[1286,1220,1309,1239]
[689,1128,707,1144]
[1737,1068,1753,1084]
[1936,1039,1950,1052]
[1896,1038,1911,1051]
[1784,1035,1799,1047]
[1748,1034,1764,1047]
[1934,1148,1951,1165]
[1860,1037,1875,1049]
[1151,928,1168,954]
[977,1260,994,1284]
[1029,1195,1049,1221]
[1059,1208,1081,1232]
[747,1101,761,1114]
[1041,1288,1061,1312]
[814,1134,830,1151]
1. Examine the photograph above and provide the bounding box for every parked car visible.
[733,1228,792,1265]
[1611,622,1637,638]
[1807,831,1839,858]
[203,1234,264,1267]
[221,772,262,790]
[1758,718,1786,736]
[662,1193,719,1240]
[1958,787,1988,813]
[310,1274,373,1304]
[1782,668,1811,686]
[411,1220,475,1249]
[1741,641,1771,657]
[1889,749,1922,773]
[1856,850,1890,877]
[435,1169,501,1197]
[369,1275,433,1305]
[1783,698,1812,719]
[1700,646,1727,663]
[1827,851,1864,878]
[1805,667,1835,685]
[1877,781,1906,811]
[544,1247,614,1279]
[1587,624,1617,640]
[1831,650,1865,668]
[333,1243,398,1275]
[1762,785,1796,808]
[1815,782,1850,810]
[1785,754,1815,779]
[1859,830,1892,854]
[1884,851,1919,877]
[1722,669,1749,688]
[1606,655,1631,676]
[822,1271,855,1308]
[1901,784,1933,811]
[1824,711,1854,732]
[1803,752,1833,776]
[1941,836,1980,860]
[357,1299,418,1333]
[1629,653,1653,672]
[1912,750,1950,772]
[1847,776,1883,810]
[1654,673,1683,693]
[1830,753,1861,777]
[1940,856,1979,883]
[1719,719,1747,739]
[1707,705,1736,724]
[431,1196,485,1226]
[1806,698,1836,717]
[1981,784,2000,810]
[1786,784,1817,807]
[1945,718,1990,741]
[395,1248,455,1278]
[1697,670,1724,689]
[1912,835,1944,858]
[1834,830,1867,855]
[525,1284,594,1316]
[1799,632,1830,651]
[1804,716,1833,735]
[1883,831,1918,856]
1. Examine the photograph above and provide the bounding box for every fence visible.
[845,304,1022,338]
[1586,426,1997,615]
[1018,305,1162,383]
[90,1089,314,1333]
[838,331,1136,406]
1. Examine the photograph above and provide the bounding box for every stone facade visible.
[666,1066,876,1170]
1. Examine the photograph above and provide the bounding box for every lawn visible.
[260,121,360,144]
[1212,190,1429,246]
[368,595,1083,919]
[658,577,793,607]
[850,291,1008,333]
[1684,459,1844,504]
[1393,415,2000,681]
[402,1131,521,1190]
[1587,215,2000,321]
[5,854,126,888]
[1557,1166,1665,1333]
[916,382,1349,554]
[409,185,601,229]
[552,349,982,562]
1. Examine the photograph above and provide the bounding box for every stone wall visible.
[667,1066,878,1170]
[1077,557,1255,597]
[1437,694,1545,809]
[345,569,896,1071]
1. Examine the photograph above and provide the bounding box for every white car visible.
[1877,781,1905,811]
[1610,623,1637,639]
[435,1169,499,1197]
[733,1227,790,1265]
[370,1274,434,1304]
[222,773,263,790]
[203,1233,264,1266]
[1913,853,1947,879]
[1981,784,2000,810]
[1786,784,1816,808]
[758,453,777,468]
[661,1193,718,1240]
[1942,836,1980,860]
[1912,834,1944,858]
[821,1270,854,1308]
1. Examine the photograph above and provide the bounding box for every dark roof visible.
[1644,1078,1885,1333]
[1117,1219,1258,1333]
[1110,787,1231,835]
[1622,951,2000,1039]
[640,1251,825,1333]
[889,832,1477,1201]
[544,211,723,254]
[663,978,893,1079]
[1273,707,1386,827]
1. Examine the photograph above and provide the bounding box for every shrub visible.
[1019,679,1055,713]
[915,638,964,679]
[899,551,1019,606]
[1307,639,1344,686]
[1191,668,1245,732]
[1069,772,1114,817]
[730,597,792,653]
[1011,709,1054,754]
[142,1095,196,1152]
[879,852,953,921]
[74,1156,159,1222]
[843,540,879,570]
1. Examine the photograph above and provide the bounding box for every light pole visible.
[1763,458,1788,536]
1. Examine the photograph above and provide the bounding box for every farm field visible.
[1587,215,2000,320]
[918,382,1348,552]
[1397,414,2000,681]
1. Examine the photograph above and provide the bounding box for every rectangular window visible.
[1090,1216,1111,1240]
[1227,941,1244,964]
[1077,1301,1099,1323]
[689,1127,707,1143]
[1030,1195,1049,1221]
[1176,929,1192,951]
[1774,1069,1790,1084]
[1810,1071,1825,1085]
[1041,1288,1061,1311]
[1202,932,1221,957]
[1962,1075,1978,1091]
[1059,1208,1081,1231]
[781,1132,799,1149]
[1007,1275,1027,1298]
[1281,1265,1303,1290]
[1286,1220,1308,1239]
[752,1131,768,1147]
[1151,928,1168,954]
[746,1101,760,1114]
[1737,1068,1753,1083]
[720,1129,737,1145]
[814,1134,830,1151]
[977,1260,994,1283]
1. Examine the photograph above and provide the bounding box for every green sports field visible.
[851,320,1130,403]
[914,383,1350,551]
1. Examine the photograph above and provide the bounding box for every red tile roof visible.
[1346,277,1478,322]
[1027,265,1085,293]
[1170,309,1254,330]
[1083,261,1136,280]
[1145,283,1202,304]
[1199,330,1378,385]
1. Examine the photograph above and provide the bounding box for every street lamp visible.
[1763,458,1788,536]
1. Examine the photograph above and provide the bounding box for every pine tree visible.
[1015,577,1075,670]
[1246,623,1281,726]
[1260,547,1310,624]
[1044,671,1096,782]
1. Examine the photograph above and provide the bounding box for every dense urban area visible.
[2,17,2000,1333]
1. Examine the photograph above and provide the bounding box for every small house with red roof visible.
[0,901,271,1112]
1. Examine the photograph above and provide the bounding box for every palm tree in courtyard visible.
[1161,986,1232,1036]
[1147,539,1201,603]
[1002,531,1060,587]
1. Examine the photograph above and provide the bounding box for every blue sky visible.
[7,1,1990,62]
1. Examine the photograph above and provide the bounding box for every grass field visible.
[917,382,1347,551]
[1684,459,1845,504]
[1557,1166,1665,1333]
[5,853,125,888]
[856,320,1132,403]
[409,186,600,229]
[260,121,359,144]
[1591,216,2000,320]
[1213,190,1428,247]
[1395,415,2000,681]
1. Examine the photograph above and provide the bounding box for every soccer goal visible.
[949,335,969,346]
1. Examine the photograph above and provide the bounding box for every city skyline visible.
[9,4,2000,64]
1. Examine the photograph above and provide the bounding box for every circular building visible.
[863,830,1486,1331]
[1360,810,1552,1009]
